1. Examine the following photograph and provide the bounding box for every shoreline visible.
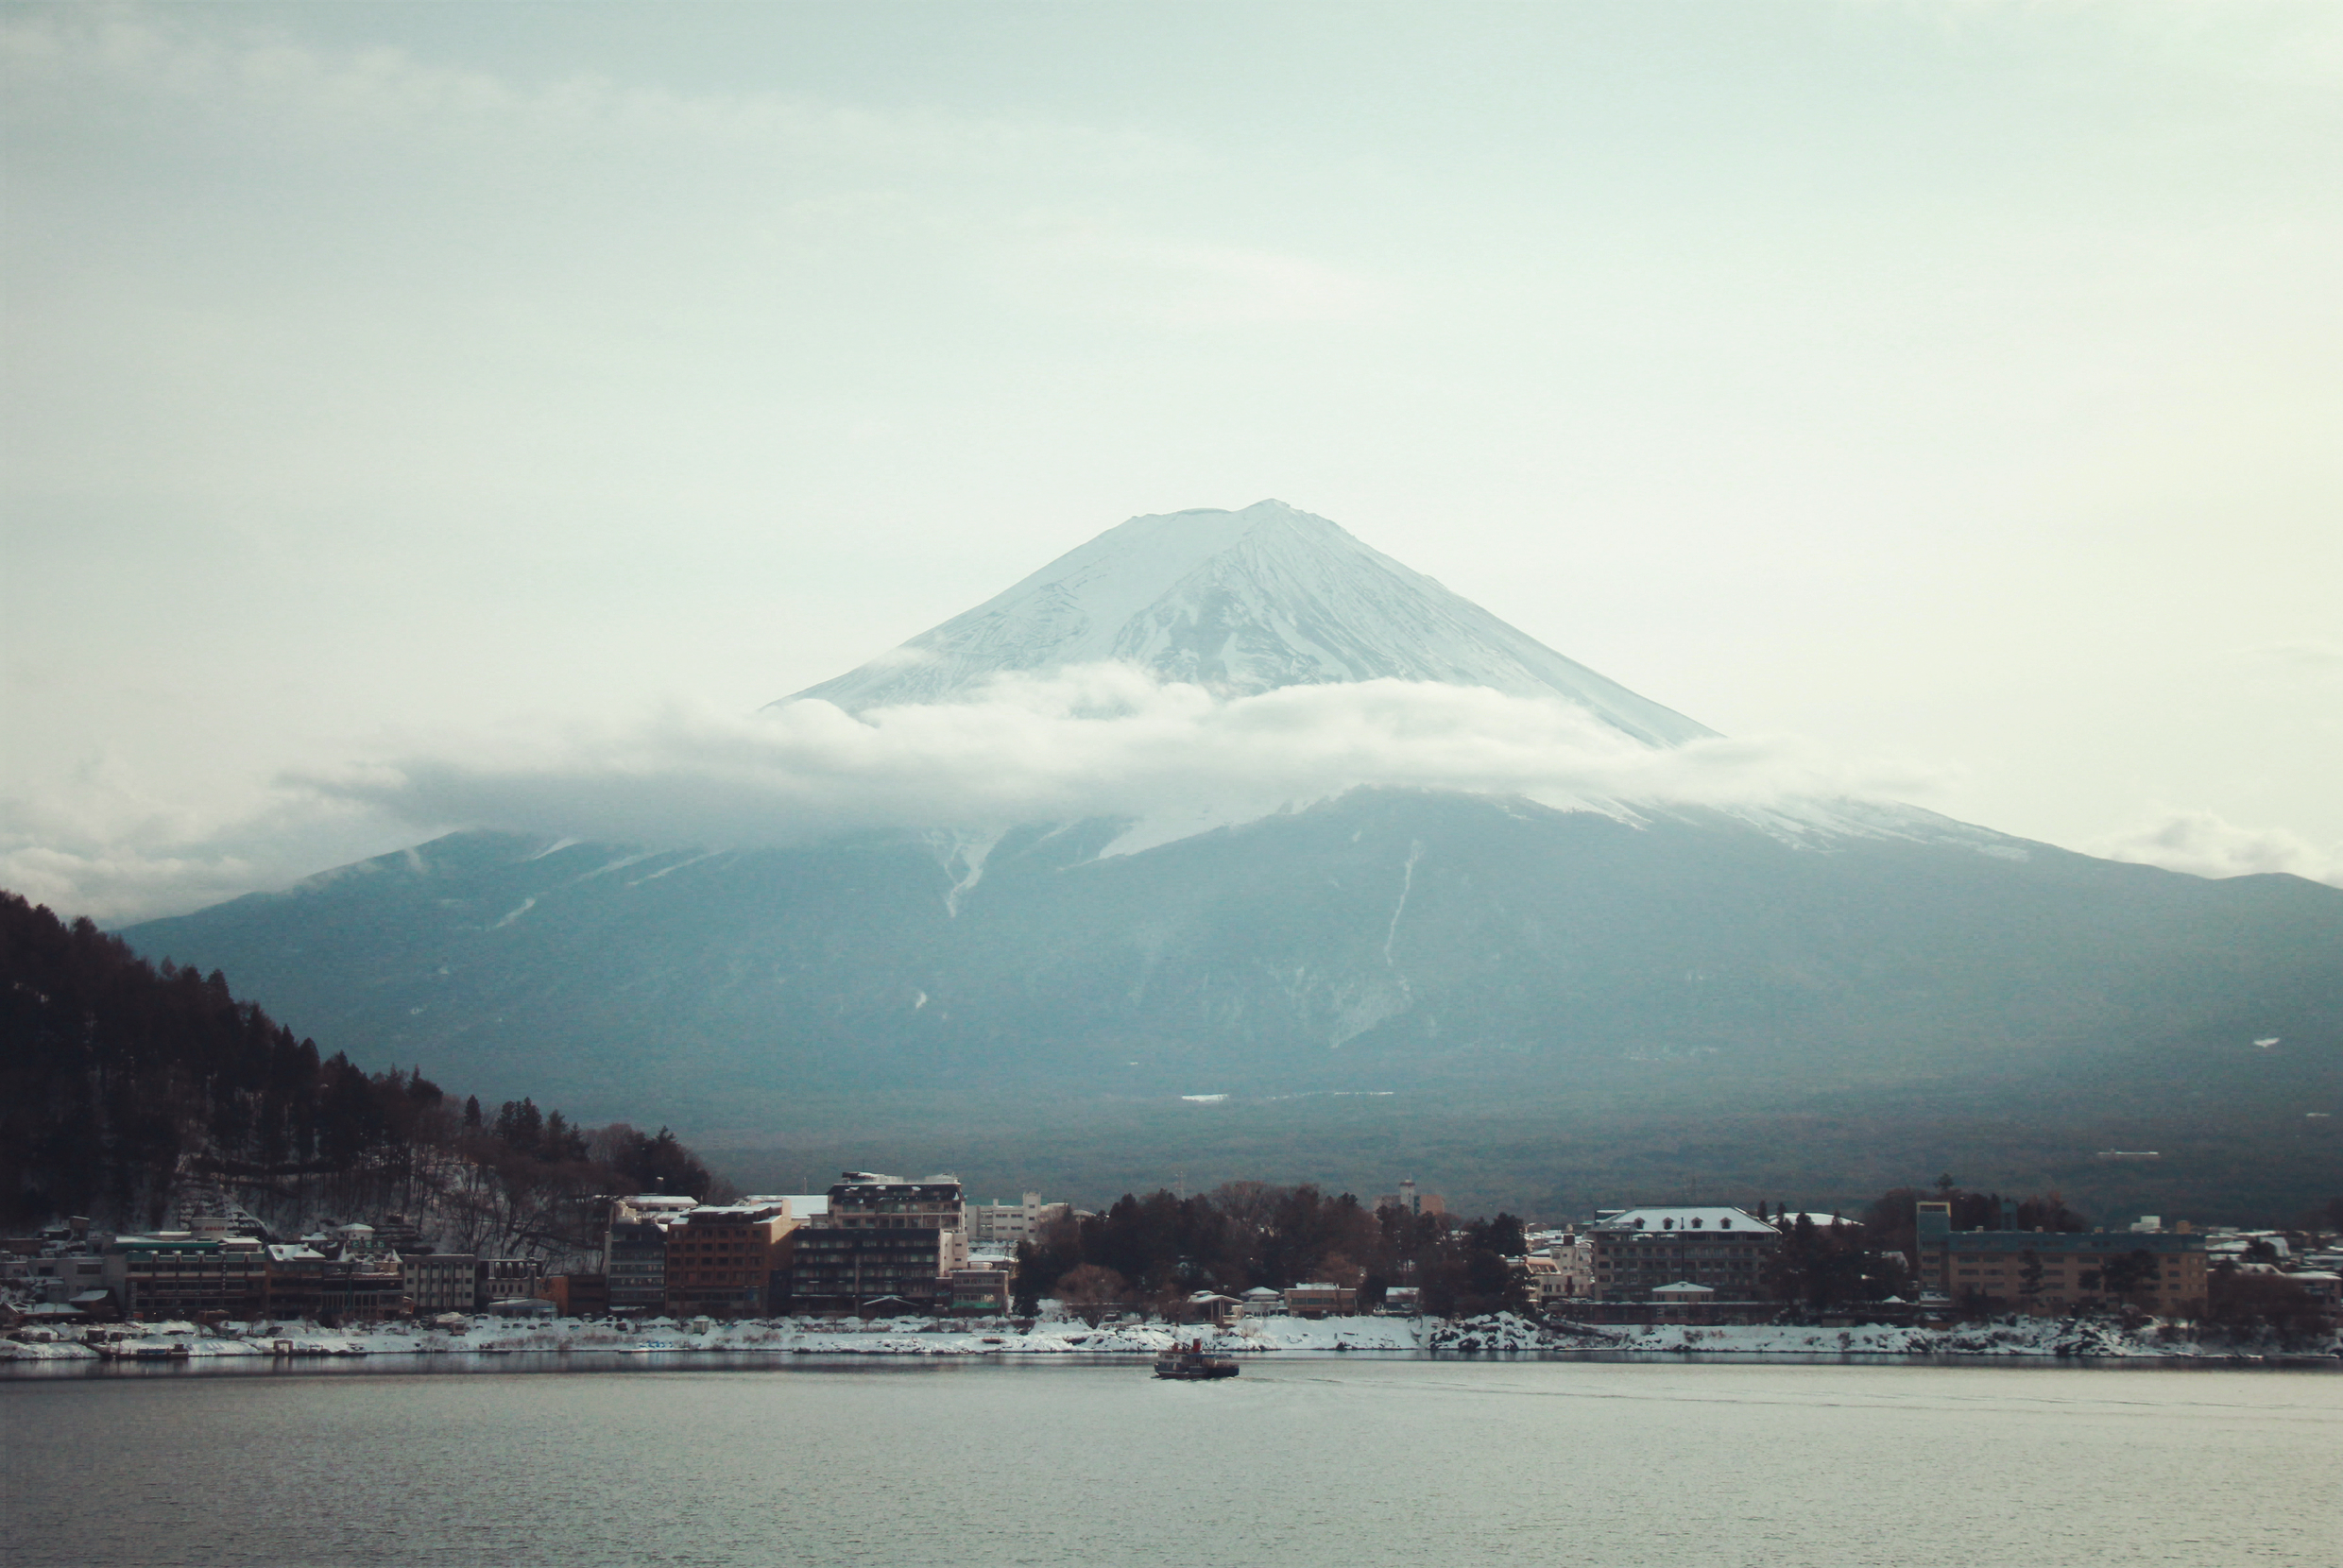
[8,1311,2336,1374]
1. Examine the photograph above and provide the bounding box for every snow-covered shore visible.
[9,1312,2332,1365]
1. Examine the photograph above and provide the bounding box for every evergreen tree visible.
[0,890,724,1234]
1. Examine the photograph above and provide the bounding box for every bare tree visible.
[1054,1263,1131,1326]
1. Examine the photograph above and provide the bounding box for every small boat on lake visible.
[1154,1341,1239,1380]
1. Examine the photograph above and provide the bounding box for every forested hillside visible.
[0,892,723,1247]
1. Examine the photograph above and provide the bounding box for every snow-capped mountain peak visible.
[775,500,1714,747]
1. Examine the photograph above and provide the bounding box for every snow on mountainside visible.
[777,500,1716,749]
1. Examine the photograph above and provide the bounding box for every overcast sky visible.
[4,2,2338,922]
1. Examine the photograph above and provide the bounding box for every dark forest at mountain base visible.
[0,893,724,1236]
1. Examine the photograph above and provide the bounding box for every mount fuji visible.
[784,499,1713,748]
[123,503,2343,1216]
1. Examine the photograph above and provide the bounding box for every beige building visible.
[1284,1283,1358,1319]
[1913,1202,2208,1316]
[949,1265,1014,1315]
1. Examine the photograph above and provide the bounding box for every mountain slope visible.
[108,501,2343,1214]
[122,793,2343,1140]
[779,500,1715,747]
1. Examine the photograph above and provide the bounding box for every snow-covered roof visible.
[1592,1207,1769,1235]
[1651,1281,1715,1297]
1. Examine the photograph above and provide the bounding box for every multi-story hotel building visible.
[663,1202,799,1318]
[1589,1207,1780,1302]
[259,1243,402,1322]
[1912,1202,2208,1316]
[100,1234,269,1320]
[402,1253,480,1314]
[967,1193,1069,1250]
[604,1195,696,1312]
[786,1173,967,1314]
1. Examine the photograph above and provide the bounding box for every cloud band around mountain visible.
[14,669,2337,926]
[302,667,1944,850]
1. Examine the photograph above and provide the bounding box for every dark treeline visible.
[1014,1183,1532,1321]
[1862,1180,2088,1255]
[1753,1182,2090,1313]
[1015,1180,2272,1324]
[1012,1182,2085,1323]
[0,893,723,1247]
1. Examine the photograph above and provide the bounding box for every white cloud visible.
[2087,810,2343,888]
[1018,232,1394,326]
[302,666,1945,855]
[0,8,1187,177]
[2,669,1963,923]
[0,764,414,927]
[2242,639,2343,676]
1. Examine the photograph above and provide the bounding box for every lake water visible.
[3,1355,2336,1566]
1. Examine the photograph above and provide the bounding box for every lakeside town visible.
[8,1169,2339,1366]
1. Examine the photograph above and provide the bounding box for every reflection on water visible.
[4,1358,2337,1566]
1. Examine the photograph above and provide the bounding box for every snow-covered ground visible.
[10,1312,2328,1365]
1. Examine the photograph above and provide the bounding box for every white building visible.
[1520,1230,1595,1305]
[967,1192,1069,1249]
[742,1194,831,1226]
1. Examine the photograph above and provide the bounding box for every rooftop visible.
[1592,1207,1770,1235]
